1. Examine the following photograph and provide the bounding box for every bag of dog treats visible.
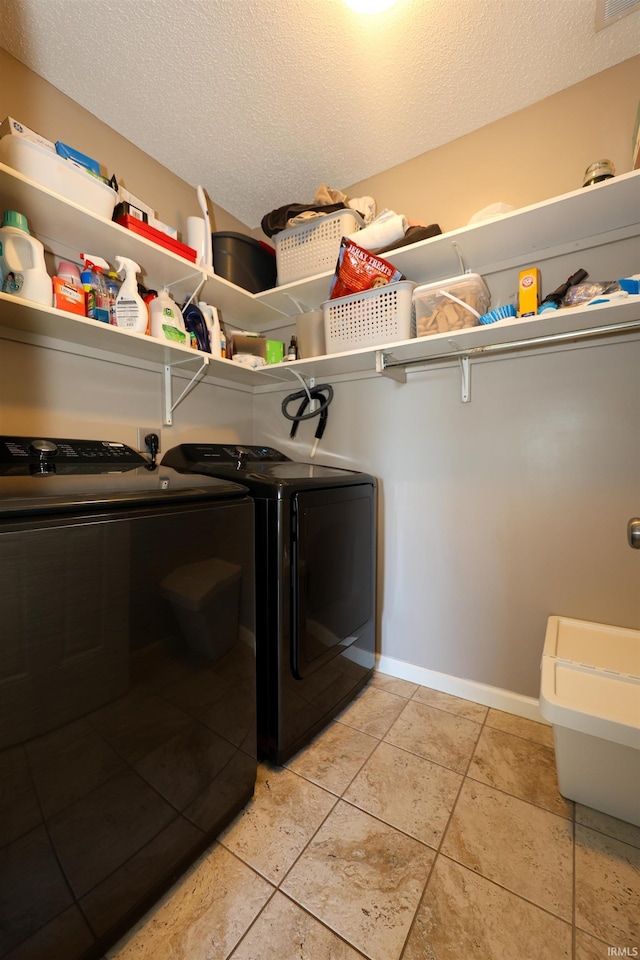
[329,237,403,300]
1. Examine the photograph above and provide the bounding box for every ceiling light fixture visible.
[343,0,399,13]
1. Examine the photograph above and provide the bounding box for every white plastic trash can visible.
[540,615,640,827]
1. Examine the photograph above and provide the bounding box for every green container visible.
[265,339,284,364]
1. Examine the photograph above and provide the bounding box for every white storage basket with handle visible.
[275,209,364,286]
[322,281,415,354]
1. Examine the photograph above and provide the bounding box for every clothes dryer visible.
[161,443,376,763]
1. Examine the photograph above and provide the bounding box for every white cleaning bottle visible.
[114,257,147,333]
[150,289,187,345]
[198,301,222,357]
[0,210,52,306]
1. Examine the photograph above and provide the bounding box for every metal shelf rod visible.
[378,319,640,374]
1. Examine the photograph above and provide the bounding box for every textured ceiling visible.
[0,0,639,228]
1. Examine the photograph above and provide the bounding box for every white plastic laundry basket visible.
[275,209,364,285]
[322,281,415,355]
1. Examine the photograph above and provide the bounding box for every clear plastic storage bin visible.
[540,615,640,826]
[322,280,414,355]
[412,273,490,337]
[275,209,364,286]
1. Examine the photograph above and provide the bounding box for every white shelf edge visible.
[0,292,267,387]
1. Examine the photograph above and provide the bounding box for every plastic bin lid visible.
[540,616,640,748]
[212,231,265,249]
[412,273,488,298]
[543,616,640,674]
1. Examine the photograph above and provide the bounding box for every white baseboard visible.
[376,654,548,726]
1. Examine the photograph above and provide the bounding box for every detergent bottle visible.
[150,288,187,345]
[114,257,147,333]
[198,301,222,357]
[0,210,52,306]
[182,299,211,352]
[80,254,110,323]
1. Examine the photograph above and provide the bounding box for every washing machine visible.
[0,436,256,960]
[161,443,376,764]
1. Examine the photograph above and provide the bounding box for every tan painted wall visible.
[343,55,640,236]
[0,48,248,240]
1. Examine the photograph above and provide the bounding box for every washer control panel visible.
[0,437,147,464]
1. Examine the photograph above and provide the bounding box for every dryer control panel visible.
[169,444,290,464]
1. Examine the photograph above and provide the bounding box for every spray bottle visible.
[80,254,110,323]
[114,257,147,333]
[150,289,187,345]
[198,301,222,357]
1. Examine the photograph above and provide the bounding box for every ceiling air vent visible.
[595,0,640,29]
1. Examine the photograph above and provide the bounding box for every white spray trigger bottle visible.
[114,257,147,333]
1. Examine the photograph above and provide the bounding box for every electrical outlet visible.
[137,427,161,454]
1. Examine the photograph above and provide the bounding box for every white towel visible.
[347,209,407,251]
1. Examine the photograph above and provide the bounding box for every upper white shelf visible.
[255,169,640,316]
[0,159,288,328]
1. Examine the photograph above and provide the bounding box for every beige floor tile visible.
[107,843,272,960]
[576,804,640,850]
[402,854,572,960]
[282,800,435,960]
[441,779,573,920]
[229,891,366,959]
[485,709,554,748]
[370,673,419,699]
[385,700,481,774]
[219,764,336,884]
[468,725,573,819]
[337,686,407,739]
[575,824,640,947]
[412,687,488,723]
[344,741,462,848]
[575,929,616,960]
[285,721,378,796]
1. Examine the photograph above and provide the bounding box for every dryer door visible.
[291,483,375,679]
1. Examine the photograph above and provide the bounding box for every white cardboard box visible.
[0,116,56,153]
[540,616,640,826]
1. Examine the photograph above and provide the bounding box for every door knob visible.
[628,518,640,549]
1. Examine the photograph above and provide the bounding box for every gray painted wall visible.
[250,335,640,698]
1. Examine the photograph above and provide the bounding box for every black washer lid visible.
[0,437,249,516]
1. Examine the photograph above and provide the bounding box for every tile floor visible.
[108,673,640,960]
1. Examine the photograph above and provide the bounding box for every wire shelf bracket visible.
[163,355,210,425]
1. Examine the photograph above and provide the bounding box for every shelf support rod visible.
[376,351,407,383]
[163,356,210,425]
